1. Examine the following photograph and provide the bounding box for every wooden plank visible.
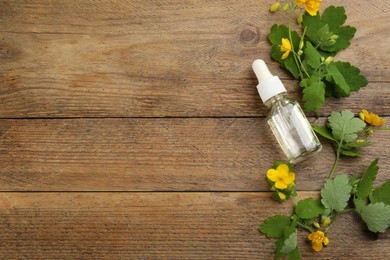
[1,118,389,191]
[0,192,388,259]
[1,0,389,117]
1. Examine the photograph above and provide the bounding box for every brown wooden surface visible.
[0,192,389,259]
[0,0,389,258]
[0,0,389,117]
[0,118,389,192]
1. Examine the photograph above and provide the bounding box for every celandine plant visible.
[259,1,390,259]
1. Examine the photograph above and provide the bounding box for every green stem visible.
[297,221,314,233]
[296,53,311,78]
[288,5,303,79]
[377,127,390,130]
[292,194,297,206]
[324,208,353,233]
[328,143,341,178]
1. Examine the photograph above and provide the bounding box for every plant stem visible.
[328,143,341,178]
[324,208,353,233]
[288,5,304,79]
[297,221,314,233]
[377,127,390,130]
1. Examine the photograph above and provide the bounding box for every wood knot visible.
[240,25,261,45]
[0,44,19,60]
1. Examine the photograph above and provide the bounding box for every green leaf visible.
[343,140,372,149]
[357,159,379,200]
[288,246,302,260]
[269,24,301,79]
[302,80,326,112]
[355,200,390,233]
[280,229,297,254]
[259,215,291,238]
[321,174,352,212]
[303,41,322,69]
[320,6,356,52]
[325,61,368,97]
[295,198,325,219]
[303,6,356,53]
[340,150,364,157]
[312,125,337,141]
[328,110,366,143]
[370,180,390,205]
[285,58,300,79]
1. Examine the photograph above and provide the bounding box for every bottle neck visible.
[264,92,288,109]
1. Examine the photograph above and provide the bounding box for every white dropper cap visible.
[252,59,287,103]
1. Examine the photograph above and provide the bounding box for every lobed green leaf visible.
[370,180,390,205]
[355,199,390,233]
[356,159,379,200]
[259,215,291,238]
[328,110,366,143]
[295,198,325,219]
[321,174,352,212]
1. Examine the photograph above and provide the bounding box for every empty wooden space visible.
[0,0,389,258]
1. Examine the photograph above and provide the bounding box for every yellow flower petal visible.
[360,109,386,126]
[308,232,316,240]
[280,38,291,52]
[296,0,321,16]
[281,50,290,60]
[312,241,323,252]
[362,109,370,118]
[308,231,329,252]
[323,236,329,246]
[277,164,289,175]
[267,169,279,182]
[280,38,292,60]
[284,172,296,185]
[274,181,288,189]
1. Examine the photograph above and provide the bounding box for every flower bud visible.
[299,41,304,50]
[313,222,321,229]
[356,139,365,143]
[297,14,303,24]
[297,50,303,56]
[324,56,333,65]
[278,192,286,201]
[330,34,339,40]
[321,216,331,227]
[328,39,336,46]
[282,3,289,12]
[269,2,280,13]
[320,57,325,62]
[366,129,374,135]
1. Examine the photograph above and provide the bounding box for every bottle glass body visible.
[265,93,322,164]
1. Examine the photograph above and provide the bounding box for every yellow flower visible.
[280,38,292,59]
[267,164,295,189]
[308,231,329,252]
[296,0,321,16]
[360,110,387,126]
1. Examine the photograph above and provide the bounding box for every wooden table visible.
[0,0,389,258]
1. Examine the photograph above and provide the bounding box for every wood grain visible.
[1,0,389,118]
[1,118,389,191]
[0,192,388,259]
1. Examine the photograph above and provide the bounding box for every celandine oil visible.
[252,59,322,164]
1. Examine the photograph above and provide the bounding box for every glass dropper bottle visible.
[252,59,322,164]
